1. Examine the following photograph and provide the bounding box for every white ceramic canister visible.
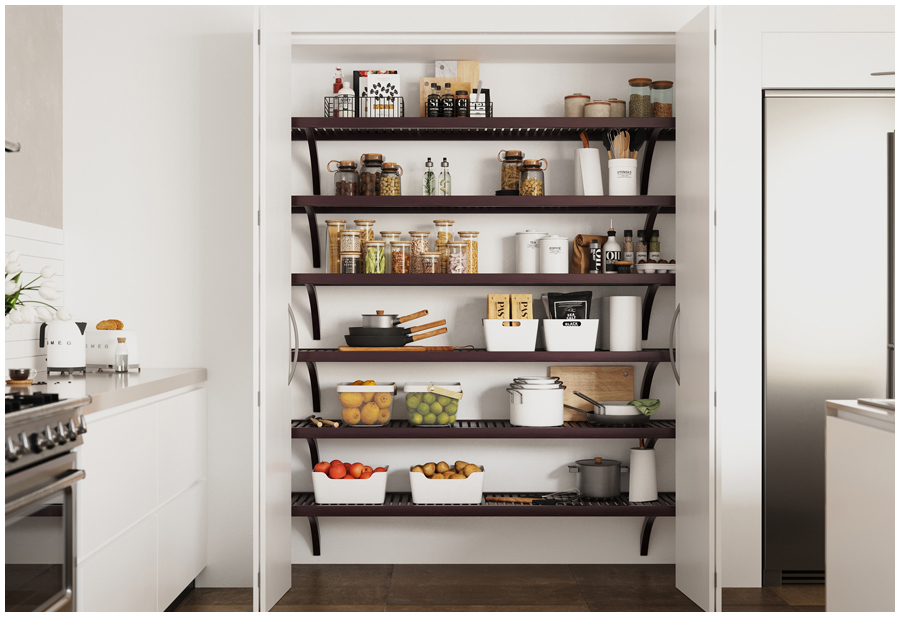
[508,384,565,427]
[608,158,638,196]
[583,100,611,118]
[564,93,591,117]
[608,98,626,118]
[538,235,569,274]
[628,447,658,502]
[515,230,548,273]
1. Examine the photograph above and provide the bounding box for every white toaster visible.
[86,330,140,369]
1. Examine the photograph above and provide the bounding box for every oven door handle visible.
[5,469,85,516]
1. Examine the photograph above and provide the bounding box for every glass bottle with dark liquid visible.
[427,83,441,118]
[441,83,455,117]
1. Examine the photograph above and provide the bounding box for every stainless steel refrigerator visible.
[764,90,895,586]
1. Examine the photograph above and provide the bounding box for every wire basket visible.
[324,96,405,118]
[469,101,493,118]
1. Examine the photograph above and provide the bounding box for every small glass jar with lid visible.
[651,81,673,117]
[339,229,362,254]
[354,219,376,253]
[519,159,548,196]
[420,252,441,274]
[498,150,524,192]
[325,219,346,274]
[454,91,470,117]
[379,162,402,196]
[364,241,386,274]
[359,153,383,195]
[390,241,412,274]
[328,160,359,196]
[340,252,361,274]
[447,242,468,274]
[628,78,653,118]
[457,231,479,273]
[433,220,455,273]
[649,230,661,261]
[409,231,431,274]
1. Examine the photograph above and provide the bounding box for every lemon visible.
[423,413,437,425]
[417,403,431,416]
[436,412,449,425]
[409,412,423,425]
[448,414,456,424]
[437,395,452,406]
[445,402,458,414]
[406,396,421,410]
[423,393,437,405]
[430,401,443,415]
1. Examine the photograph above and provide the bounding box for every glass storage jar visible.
[325,219,347,274]
[457,231,479,273]
[379,231,401,272]
[409,231,431,274]
[519,159,548,196]
[433,220,455,273]
[651,81,673,117]
[628,78,652,118]
[328,160,359,196]
[364,241,386,274]
[339,229,362,254]
[498,150,524,192]
[454,90,470,117]
[379,162,402,195]
[447,242,468,274]
[420,252,441,274]
[359,153,384,195]
[390,241,412,274]
[340,252,361,274]
[354,219,376,254]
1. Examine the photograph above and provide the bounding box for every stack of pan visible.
[339,310,451,351]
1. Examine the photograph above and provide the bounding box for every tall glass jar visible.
[328,160,359,195]
[325,220,346,274]
[628,78,652,118]
[457,231,479,273]
[651,81,673,117]
[359,153,383,196]
[519,159,548,196]
[447,242,468,274]
[433,220,455,273]
[379,231,401,272]
[409,231,431,274]
[390,241,411,274]
[498,150,524,192]
[380,162,402,196]
[354,219,376,254]
[340,252,361,274]
[649,230,660,262]
[420,252,440,274]
[339,229,362,255]
[364,241,386,274]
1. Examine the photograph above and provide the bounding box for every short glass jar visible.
[380,163,402,195]
[454,90,469,117]
[651,81,673,117]
[328,160,359,196]
[340,252,361,274]
[628,78,653,118]
[519,159,548,196]
[364,241,386,274]
[457,231,479,273]
[420,252,441,274]
[325,219,346,274]
[390,241,412,274]
[447,242,468,274]
[359,153,384,195]
[409,231,431,274]
[433,220,455,273]
[498,150,524,192]
[339,229,362,254]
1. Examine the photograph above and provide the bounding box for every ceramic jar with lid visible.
[628,78,653,118]
[515,230,548,273]
[608,99,626,118]
[564,93,591,117]
[539,235,569,274]
[359,153,384,195]
[328,160,359,196]
[584,100,611,118]
[519,159,548,196]
[498,149,524,192]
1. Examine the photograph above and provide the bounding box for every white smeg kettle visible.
[39,320,87,374]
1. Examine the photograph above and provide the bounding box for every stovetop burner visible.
[5,391,62,414]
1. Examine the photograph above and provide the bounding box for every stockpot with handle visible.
[568,457,628,498]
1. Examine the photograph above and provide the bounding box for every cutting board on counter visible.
[548,366,635,421]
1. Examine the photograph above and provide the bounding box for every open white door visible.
[674,6,716,612]
[257,5,292,612]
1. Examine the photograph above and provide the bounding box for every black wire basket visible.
[324,96,405,118]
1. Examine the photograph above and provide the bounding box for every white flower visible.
[40,266,56,279]
[8,309,23,324]
[38,282,60,301]
[5,315,10,330]
[34,306,54,323]
[17,305,35,324]
[6,250,20,264]
[54,307,72,321]
[5,279,20,295]
[5,260,22,275]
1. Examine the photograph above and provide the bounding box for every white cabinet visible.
[76,385,207,611]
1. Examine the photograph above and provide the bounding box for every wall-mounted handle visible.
[669,303,680,386]
[288,304,299,386]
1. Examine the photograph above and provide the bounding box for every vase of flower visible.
[5,250,71,328]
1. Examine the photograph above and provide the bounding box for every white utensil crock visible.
[628,447,658,502]
[608,158,638,196]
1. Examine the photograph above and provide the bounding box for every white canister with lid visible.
[539,235,569,274]
[564,93,591,117]
[515,230,548,273]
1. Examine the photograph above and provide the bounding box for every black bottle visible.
[427,83,441,118]
[440,83,455,117]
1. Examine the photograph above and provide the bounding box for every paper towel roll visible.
[609,296,640,352]
[574,148,604,196]
[600,296,611,350]
[634,296,643,351]
[629,447,658,502]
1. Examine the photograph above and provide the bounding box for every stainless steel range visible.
[6,391,91,612]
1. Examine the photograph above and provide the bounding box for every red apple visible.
[329,459,343,467]
[328,464,347,479]
[373,467,387,473]
[359,471,373,479]
[313,462,331,473]
[362,466,374,475]
[349,462,364,479]
[343,462,352,473]
[342,474,354,479]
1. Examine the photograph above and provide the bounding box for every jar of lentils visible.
[359,153,383,195]
[340,252,361,274]
[354,219,376,254]
[628,78,652,118]
[328,160,359,196]
[433,219,455,273]
[325,219,346,274]
[519,159,548,196]
[339,229,362,255]
[651,81,673,117]
[409,231,431,274]
[420,252,441,274]
[364,241,386,274]
[498,150,524,192]
[380,162,402,196]
[447,242,468,274]
[390,241,412,274]
[457,231,479,273]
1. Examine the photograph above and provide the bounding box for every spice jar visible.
[651,81,673,117]
[409,231,431,274]
[623,229,635,272]
[354,219,376,254]
[359,153,383,196]
[328,160,359,196]
[340,252,361,274]
[339,229,362,254]
[433,219,455,273]
[457,231,479,273]
[628,78,652,118]
[454,90,470,117]
[584,100,611,118]
[498,150,524,192]
[379,231,401,271]
[390,241,411,274]
[325,219,346,274]
[447,242,468,274]
[649,230,660,262]
[364,241,386,274]
[636,230,648,264]
[564,93,590,117]
[608,98,626,118]
[519,159,548,196]
[420,252,441,274]
[380,162,402,195]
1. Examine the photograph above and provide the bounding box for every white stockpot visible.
[507,383,566,427]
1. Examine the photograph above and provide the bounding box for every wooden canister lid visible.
[628,78,653,86]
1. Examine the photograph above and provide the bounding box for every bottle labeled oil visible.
[602,223,622,274]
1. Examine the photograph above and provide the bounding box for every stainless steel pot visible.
[361,309,428,328]
[568,457,628,498]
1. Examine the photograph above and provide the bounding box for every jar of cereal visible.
[628,78,652,118]
[409,231,431,274]
[457,231,479,273]
[498,150,524,192]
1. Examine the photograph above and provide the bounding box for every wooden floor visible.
[175,565,825,612]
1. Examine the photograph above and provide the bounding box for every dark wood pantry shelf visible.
[293,348,669,363]
[292,272,674,286]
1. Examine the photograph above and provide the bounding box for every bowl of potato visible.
[409,459,484,504]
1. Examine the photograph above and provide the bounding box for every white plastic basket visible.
[483,319,539,352]
[409,466,485,504]
[312,466,389,505]
[542,319,600,352]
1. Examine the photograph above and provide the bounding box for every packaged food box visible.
[409,466,484,504]
[404,383,462,427]
[336,382,396,427]
[313,466,389,504]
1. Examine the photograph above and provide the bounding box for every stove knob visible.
[55,422,68,445]
[75,415,87,435]
[67,419,79,441]
[32,431,49,452]
[18,432,31,454]
[41,426,56,449]
[6,436,22,462]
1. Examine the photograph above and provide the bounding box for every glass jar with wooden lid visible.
[519,159,548,196]
[328,160,359,196]
[651,81,673,117]
[354,219,376,254]
[390,241,412,274]
[325,219,347,273]
[433,220,455,273]
[447,242,468,274]
[628,78,653,118]
[359,153,384,195]
[409,231,431,274]
[420,252,441,274]
[457,231,480,273]
[380,162,402,196]
[499,150,524,192]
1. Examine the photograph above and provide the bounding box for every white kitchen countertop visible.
[826,399,894,430]
[6,368,207,416]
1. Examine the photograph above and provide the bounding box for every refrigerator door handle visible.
[669,304,680,386]
[888,131,895,398]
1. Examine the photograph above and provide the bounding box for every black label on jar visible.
[589,245,602,272]
[441,97,455,117]
[455,97,469,117]
[427,95,441,118]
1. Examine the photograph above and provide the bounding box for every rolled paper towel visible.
[629,447,658,502]
[609,296,640,352]
[600,296,611,350]
[574,148,604,196]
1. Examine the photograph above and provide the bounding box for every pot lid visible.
[363,310,396,316]
[628,78,653,85]
[516,230,547,235]
[585,100,611,106]
[575,457,621,467]
[565,93,590,99]
[514,376,560,381]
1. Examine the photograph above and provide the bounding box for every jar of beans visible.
[447,242,468,274]
[380,162,402,196]
[325,219,346,274]
[651,81,673,117]
[457,231,479,273]
[498,150,524,192]
[409,231,431,274]
[433,219,455,273]
[339,229,362,254]
[364,241,386,274]
[628,78,652,118]
[328,160,359,196]
[354,219,376,254]
[359,153,383,195]
[340,252,361,274]
[390,241,412,274]
[519,159,548,196]
[420,252,441,274]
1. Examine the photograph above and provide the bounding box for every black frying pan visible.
[344,327,448,348]
[563,404,650,426]
[348,319,446,337]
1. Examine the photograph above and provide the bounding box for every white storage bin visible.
[409,467,484,504]
[542,319,599,352]
[483,319,539,352]
[312,466,389,505]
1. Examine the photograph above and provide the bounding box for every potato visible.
[454,461,468,472]
[422,462,436,477]
[449,473,466,479]
[411,465,425,474]
[431,472,445,479]
[463,464,481,477]
[436,461,450,474]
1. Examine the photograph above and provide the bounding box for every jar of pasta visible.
[420,252,441,274]
[433,219,455,273]
[380,162,402,196]
[379,231,401,272]
[340,252,361,274]
[519,159,548,196]
[409,231,431,274]
[339,229,362,254]
[457,231,479,273]
[354,219,376,254]
[447,242,468,274]
[390,241,411,274]
[364,241,386,274]
[325,219,346,274]
[499,150,524,192]
[328,160,359,196]
[359,153,383,196]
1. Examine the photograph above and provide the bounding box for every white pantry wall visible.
[62,6,255,587]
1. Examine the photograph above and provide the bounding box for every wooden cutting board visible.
[548,366,635,421]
